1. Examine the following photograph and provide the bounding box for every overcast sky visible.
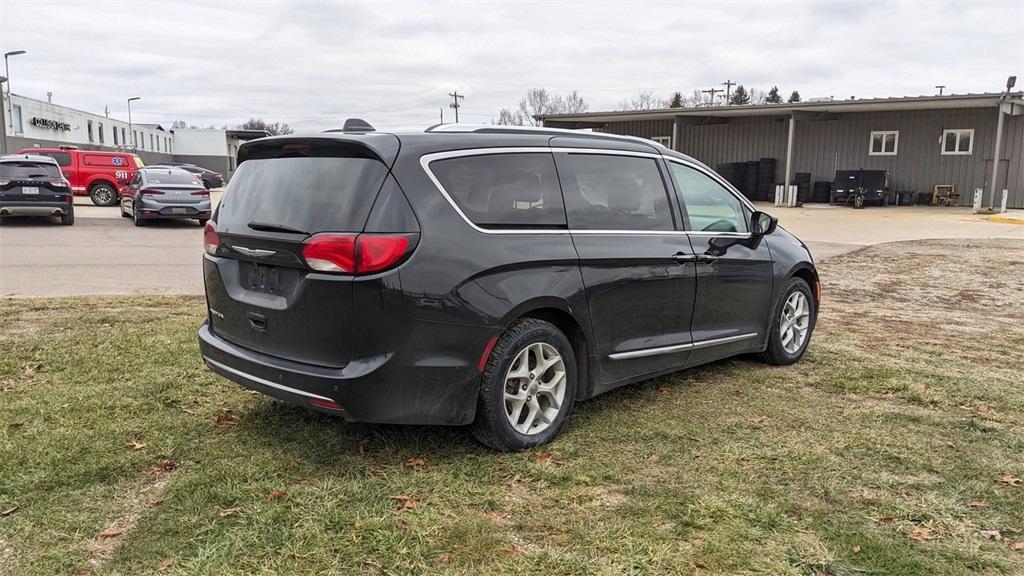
[1,0,1021,131]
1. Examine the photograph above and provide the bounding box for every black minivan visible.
[198,125,818,450]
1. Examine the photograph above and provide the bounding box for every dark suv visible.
[198,124,819,450]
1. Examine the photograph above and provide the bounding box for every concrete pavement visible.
[2,198,1021,297]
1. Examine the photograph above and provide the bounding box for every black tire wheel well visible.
[517,307,590,401]
[790,267,819,306]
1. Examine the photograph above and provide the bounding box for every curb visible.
[987,213,1024,225]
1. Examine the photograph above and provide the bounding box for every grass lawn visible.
[1,239,1022,575]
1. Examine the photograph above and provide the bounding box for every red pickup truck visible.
[17,147,145,206]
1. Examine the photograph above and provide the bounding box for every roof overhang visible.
[539,93,1024,126]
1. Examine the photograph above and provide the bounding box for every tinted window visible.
[670,163,748,233]
[430,153,565,228]
[0,162,62,179]
[216,156,388,234]
[38,152,71,167]
[560,154,673,231]
[143,170,200,185]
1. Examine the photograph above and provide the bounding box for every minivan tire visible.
[757,277,815,366]
[89,183,118,207]
[61,208,75,226]
[472,318,577,451]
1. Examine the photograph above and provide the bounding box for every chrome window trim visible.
[203,356,335,402]
[607,332,759,360]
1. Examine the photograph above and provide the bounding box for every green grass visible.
[1,240,1023,575]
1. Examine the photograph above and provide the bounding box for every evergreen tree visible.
[729,85,751,105]
[669,92,684,108]
[788,90,802,103]
[766,86,783,104]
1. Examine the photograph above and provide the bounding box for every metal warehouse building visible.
[539,93,1024,209]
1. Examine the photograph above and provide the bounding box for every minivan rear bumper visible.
[198,321,486,425]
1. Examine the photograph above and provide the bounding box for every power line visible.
[701,88,723,105]
[722,80,736,105]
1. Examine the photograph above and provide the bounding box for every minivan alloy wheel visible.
[503,342,566,435]
[780,291,810,354]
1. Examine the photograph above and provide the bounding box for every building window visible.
[869,130,898,155]
[113,126,119,146]
[11,105,23,133]
[150,134,155,150]
[122,127,127,146]
[651,136,672,148]
[88,120,95,143]
[942,129,974,155]
[98,122,105,144]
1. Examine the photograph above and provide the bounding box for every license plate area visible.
[239,261,296,296]
[171,207,187,214]
[21,186,39,195]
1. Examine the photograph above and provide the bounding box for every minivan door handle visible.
[671,252,697,263]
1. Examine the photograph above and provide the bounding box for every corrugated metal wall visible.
[601,108,1024,208]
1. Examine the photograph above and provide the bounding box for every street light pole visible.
[0,75,8,154]
[4,50,27,132]
[127,97,140,149]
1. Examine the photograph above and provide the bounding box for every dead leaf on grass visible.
[159,558,174,571]
[404,457,426,469]
[647,454,661,463]
[356,438,369,455]
[8,422,24,429]
[152,460,178,474]
[535,452,553,465]
[504,545,525,559]
[218,506,243,517]
[431,553,450,567]
[214,410,236,427]
[267,490,286,502]
[998,474,1022,486]
[657,384,671,396]
[128,440,146,451]
[968,500,989,508]
[980,530,1002,541]
[1,506,19,517]
[852,545,862,553]
[97,528,124,539]
[875,516,894,524]
[906,526,934,542]
[483,510,510,521]
[395,519,409,530]
[390,495,420,512]
[692,451,704,460]
[1009,541,1024,551]
[23,363,41,377]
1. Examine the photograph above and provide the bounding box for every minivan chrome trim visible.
[607,332,759,360]
[203,356,335,402]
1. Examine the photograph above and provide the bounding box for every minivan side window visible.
[669,163,748,233]
[430,152,565,228]
[560,153,674,231]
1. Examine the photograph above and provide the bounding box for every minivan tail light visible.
[203,221,220,255]
[302,233,416,275]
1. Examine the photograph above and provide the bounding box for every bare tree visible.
[618,90,667,111]
[239,118,294,135]
[559,90,589,114]
[512,88,589,125]
[749,88,767,105]
[495,107,526,126]
[517,88,553,126]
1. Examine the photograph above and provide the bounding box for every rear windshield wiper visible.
[247,221,308,235]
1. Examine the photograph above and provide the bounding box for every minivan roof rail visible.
[423,123,666,148]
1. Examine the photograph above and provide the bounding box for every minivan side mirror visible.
[750,211,778,236]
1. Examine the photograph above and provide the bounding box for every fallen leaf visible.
[535,452,554,465]
[852,545,862,554]
[968,500,989,508]
[159,558,174,571]
[23,363,40,377]
[692,451,704,460]
[8,422,24,429]
[483,510,510,521]
[906,526,934,542]
[267,490,286,502]
[404,457,426,469]
[876,516,894,524]
[128,440,147,450]
[218,506,243,517]
[1009,541,1024,551]
[646,454,661,463]
[153,460,178,474]
[998,474,1022,486]
[657,384,671,396]
[146,499,163,509]
[980,530,1002,541]
[98,528,124,539]
[690,535,706,547]
[390,495,420,512]
[356,439,369,455]
[214,410,236,427]
[504,545,525,559]
[395,519,409,530]
[962,518,976,528]
[431,553,451,567]
[1,506,18,517]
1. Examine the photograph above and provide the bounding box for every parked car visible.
[175,164,224,189]
[0,154,75,225]
[18,146,144,207]
[198,124,819,451]
[120,166,211,226]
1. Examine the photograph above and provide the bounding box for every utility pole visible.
[0,76,7,154]
[448,91,464,123]
[702,88,723,106]
[935,85,946,96]
[722,80,736,105]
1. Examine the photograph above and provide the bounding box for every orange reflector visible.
[815,279,822,301]
[478,336,499,373]
[309,398,343,411]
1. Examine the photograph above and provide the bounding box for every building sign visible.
[30,116,72,131]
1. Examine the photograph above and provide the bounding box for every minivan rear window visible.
[215,155,388,235]
[429,152,565,228]
[0,162,62,179]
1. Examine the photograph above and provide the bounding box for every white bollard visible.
[774,185,784,207]
[1001,189,1009,214]
[788,185,798,207]
[972,188,983,213]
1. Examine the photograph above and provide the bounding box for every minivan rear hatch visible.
[205,136,399,367]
